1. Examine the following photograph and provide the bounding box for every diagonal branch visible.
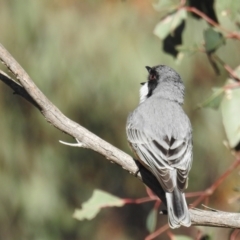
[0,43,166,203]
[0,43,138,178]
[191,157,240,207]
[0,43,240,228]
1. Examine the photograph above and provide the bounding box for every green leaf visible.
[73,189,125,221]
[146,208,158,233]
[198,87,225,109]
[220,65,240,148]
[176,44,199,53]
[204,28,225,53]
[220,84,240,148]
[153,0,179,13]
[172,235,193,240]
[154,9,187,40]
[216,0,240,21]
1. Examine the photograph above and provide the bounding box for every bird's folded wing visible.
[126,127,192,192]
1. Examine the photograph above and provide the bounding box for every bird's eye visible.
[149,74,156,80]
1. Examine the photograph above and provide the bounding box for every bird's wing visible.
[126,127,192,192]
[166,137,192,190]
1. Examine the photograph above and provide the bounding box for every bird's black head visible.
[143,65,184,103]
[145,66,159,98]
[146,66,159,81]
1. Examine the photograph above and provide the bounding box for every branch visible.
[145,207,240,240]
[0,43,240,229]
[0,43,166,203]
[191,157,240,207]
[183,6,240,41]
[191,208,240,228]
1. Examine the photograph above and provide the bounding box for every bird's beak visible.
[140,82,146,85]
[145,66,152,73]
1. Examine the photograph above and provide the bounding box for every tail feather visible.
[166,188,191,229]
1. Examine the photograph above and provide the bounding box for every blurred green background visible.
[0,0,240,239]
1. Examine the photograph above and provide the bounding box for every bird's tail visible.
[165,187,191,229]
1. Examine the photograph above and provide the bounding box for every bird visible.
[126,65,192,228]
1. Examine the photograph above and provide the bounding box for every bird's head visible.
[139,65,185,104]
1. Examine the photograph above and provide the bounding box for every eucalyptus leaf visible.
[176,44,199,53]
[216,0,240,20]
[146,208,158,233]
[153,0,179,13]
[154,9,187,40]
[73,189,125,221]
[220,65,240,148]
[198,87,224,109]
[204,28,225,53]
[172,235,193,240]
[220,85,240,148]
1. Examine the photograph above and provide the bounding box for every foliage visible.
[73,189,125,221]
[146,208,158,233]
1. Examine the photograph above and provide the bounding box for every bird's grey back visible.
[127,97,191,141]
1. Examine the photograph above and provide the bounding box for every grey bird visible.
[126,65,192,228]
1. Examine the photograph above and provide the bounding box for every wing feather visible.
[126,126,192,192]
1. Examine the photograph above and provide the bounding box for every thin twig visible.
[186,191,205,198]
[191,157,240,207]
[145,224,169,240]
[224,82,240,90]
[212,54,240,82]
[230,229,240,240]
[183,7,240,40]
[146,186,158,199]
[124,197,157,204]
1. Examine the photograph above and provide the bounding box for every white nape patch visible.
[139,82,149,103]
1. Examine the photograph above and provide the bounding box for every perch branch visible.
[0,43,240,228]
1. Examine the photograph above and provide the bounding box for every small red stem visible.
[230,229,240,240]
[191,157,240,207]
[186,191,205,198]
[145,224,169,240]
[153,199,161,210]
[146,186,157,199]
[123,196,158,204]
[183,7,240,40]
[224,82,240,90]
[212,54,240,82]
[167,231,174,240]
